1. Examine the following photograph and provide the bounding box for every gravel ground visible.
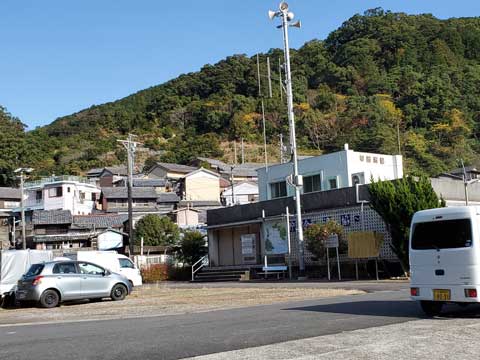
[0,284,364,325]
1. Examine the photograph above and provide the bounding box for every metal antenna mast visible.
[269,2,305,276]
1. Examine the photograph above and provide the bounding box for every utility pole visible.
[269,2,306,276]
[241,138,245,164]
[14,167,33,250]
[118,134,140,256]
[279,134,286,164]
[230,166,236,206]
[267,57,273,98]
[233,140,238,165]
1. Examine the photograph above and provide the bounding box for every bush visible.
[140,264,169,282]
[179,231,207,266]
[135,215,180,246]
[305,220,345,260]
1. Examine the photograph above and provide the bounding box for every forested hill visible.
[3,8,480,181]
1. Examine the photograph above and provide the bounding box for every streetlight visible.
[269,2,306,276]
[14,167,33,249]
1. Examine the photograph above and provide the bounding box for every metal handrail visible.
[191,255,209,281]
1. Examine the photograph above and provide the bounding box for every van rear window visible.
[412,219,472,250]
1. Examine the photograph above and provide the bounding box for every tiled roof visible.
[33,210,73,225]
[155,162,197,173]
[104,166,128,176]
[196,157,230,171]
[101,187,158,199]
[133,178,166,187]
[222,163,263,178]
[0,187,21,200]
[73,214,128,229]
[158,192,180,203]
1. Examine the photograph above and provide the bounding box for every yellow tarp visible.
[347,231,384,259]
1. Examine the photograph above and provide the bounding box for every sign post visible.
[325,234,341,280]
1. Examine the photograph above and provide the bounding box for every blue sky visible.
[1,0,480,129]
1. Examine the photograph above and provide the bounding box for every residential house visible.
[100,187,179,224]
[116,178,169,193]
[32,210,128,250]
[170,207,200,228]
[446,166,480,182]
[22,176,101,215]
[257,144,403,201]
[229,163,263,183]
[145,162,197,181]
[0,187,21,249]
[86,166,131,187]
[190,157,231,173]
[221,181,259,206]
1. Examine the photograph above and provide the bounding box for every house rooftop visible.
[132,178,167,187]
[72,214,129,229]
[101,187,159,199]
[154,162,197,174]
[33,210,73,225]
[0,187,21,200]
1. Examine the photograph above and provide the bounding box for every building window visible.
[328,177,338,190]
[48,187,63,198]
[36,191,42,201]
[304,174,321,193]
[360,155,364,162]
[270,181,287,199]
[380,157,385,164]
[67,187,71,193]
[373,157,378,164]
[351,172,365,186]
[366,156,371,163]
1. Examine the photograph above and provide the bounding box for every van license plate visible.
[433,289,450,301]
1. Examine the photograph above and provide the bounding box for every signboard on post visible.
[325,234,339,248]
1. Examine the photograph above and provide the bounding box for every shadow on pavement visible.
[284,300,421,318]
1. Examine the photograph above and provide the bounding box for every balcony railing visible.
[25,176,96,188]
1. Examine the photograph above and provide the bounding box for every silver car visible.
[16,260,132,308]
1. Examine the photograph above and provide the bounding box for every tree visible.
[305,220,345,260]
[179,231,207,266]
[368,176,445,274]
[135,215,180,247]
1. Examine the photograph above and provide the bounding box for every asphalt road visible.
[0,289,421,360]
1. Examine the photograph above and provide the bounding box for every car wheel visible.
[39,290,60,308]
[420,301,443,316]
[110,284,127,301]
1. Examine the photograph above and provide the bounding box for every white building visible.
[257,144,403,201]
[222,182,259,206]
[23,176,100,215]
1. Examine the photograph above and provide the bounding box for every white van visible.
[410,206,480,315]
[62,251,143,287]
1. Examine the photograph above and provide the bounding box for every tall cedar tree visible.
[368,176,445,274]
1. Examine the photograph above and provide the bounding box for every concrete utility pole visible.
[269,2,306,275]
[118,134,140,256]
[229,166,236,206]
[14,167,33,250]
[241,138,245,164]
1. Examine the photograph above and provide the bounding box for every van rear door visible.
[410,217,476,286]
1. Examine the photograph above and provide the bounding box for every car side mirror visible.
[103,270,110,276]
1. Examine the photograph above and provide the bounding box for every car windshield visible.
[411,218,472,250]
[25,264,44,277]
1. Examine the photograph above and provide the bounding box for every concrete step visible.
[193,269,248,282]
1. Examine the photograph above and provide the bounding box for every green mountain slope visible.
[5,8,480,177]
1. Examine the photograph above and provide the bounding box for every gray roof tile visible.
[33,210,73,225]
[0,187,21,200]
[73,214,128,229]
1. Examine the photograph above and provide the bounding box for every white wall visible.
[25,181,100,215]
[257,146,403,201]
[222,182,259,206]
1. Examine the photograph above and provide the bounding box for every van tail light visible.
[410,287,420,296]
[32,276,44,286]
[465,289,477,298]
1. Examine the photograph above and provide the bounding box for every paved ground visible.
[0,288,423,360]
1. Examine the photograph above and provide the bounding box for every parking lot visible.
[0,282,369,326]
